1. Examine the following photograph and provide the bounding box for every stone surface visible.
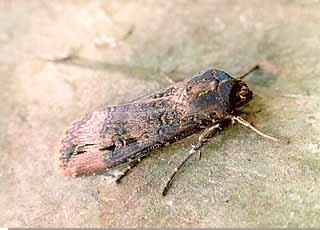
[1,0,320,227]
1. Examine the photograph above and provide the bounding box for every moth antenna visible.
[236,61,282,80]
[236,64,260,80]
[232,116,289,144]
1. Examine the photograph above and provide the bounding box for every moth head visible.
[231,79,253,108]
[187,70,253,116]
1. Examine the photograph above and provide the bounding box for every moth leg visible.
[162,124,222,196]
[232,116,289,144]
[37,45,82,62]
[163,74,176,84]
[115,157,144,183]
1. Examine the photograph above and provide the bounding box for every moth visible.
[60,64,287,196]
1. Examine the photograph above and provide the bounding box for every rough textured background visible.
[1,0,320,227]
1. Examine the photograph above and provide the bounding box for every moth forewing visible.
[60,66,287,195]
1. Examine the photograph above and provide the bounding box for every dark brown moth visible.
[60,64,287,196]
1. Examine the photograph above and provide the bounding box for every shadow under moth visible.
[60,64,288,196]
